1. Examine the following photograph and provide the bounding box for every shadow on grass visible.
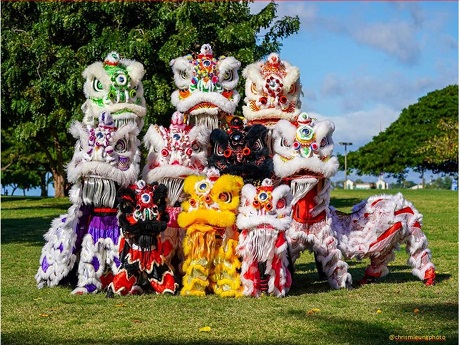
[285,302,457,345]
[289,260,451,294]
[1,216,55,245]
[329,196,364,210]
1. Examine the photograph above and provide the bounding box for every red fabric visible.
[368,222,402,249]
[112,269,137,295]
[100,272,114,289]
[292,188,326,224]
[394,207,415,216]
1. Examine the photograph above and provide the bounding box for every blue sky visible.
[251,1,458,152]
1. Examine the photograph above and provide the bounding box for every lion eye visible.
[222,70,233,81]
[219,192,232,203]
[253,139,262,151]
[214,144,226,156]
[92,78,104,92]
[191,141,200,152]
[281,138,290,148]
[180,70,188,80]
[114,139,128,153]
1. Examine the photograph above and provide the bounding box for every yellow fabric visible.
[179,174,244,297]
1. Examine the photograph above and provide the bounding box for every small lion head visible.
[236,178,293,231]
[272,113,339,180]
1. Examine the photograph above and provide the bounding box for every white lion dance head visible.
[242,53,302,128]
[170,44,241,129]
[142,111,210,206]
[67,111,141,207]
[272,112,338,182]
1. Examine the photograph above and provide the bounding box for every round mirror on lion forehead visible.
[81,51,146,130]
[242,53,302,129]
[170,44,241,130]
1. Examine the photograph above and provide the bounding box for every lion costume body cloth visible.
[177,170,244,297]
[273,113,435,287]
[107,180,177,296]
[36,52,146,294]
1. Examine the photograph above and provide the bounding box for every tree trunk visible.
[40,172,48,197]
[51,169,66,198]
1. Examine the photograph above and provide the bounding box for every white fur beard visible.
[82,177,117,208]
[239,229,279,263]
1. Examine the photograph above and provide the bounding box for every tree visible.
[2,1,299,197]
[346,85,458,179]
[417,118,458,173]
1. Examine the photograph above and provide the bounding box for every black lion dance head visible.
[107,180,178,296]
[208,117,273,185]
[117,180,169,247]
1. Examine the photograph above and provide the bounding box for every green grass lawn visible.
[1,189,458,345]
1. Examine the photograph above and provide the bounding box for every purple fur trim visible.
[86,284,97,293]
[114,256,121,268]
[91,256,100,272]
[41,257,49,273]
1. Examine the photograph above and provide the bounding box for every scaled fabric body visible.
[107,180,178,296]
[36,52,145,294]
[330,193,436,285]
[142,111,210,279]
[236,179,293,297]
[177,169,244,297]
[170,44,241,129]
[273,113,352,289]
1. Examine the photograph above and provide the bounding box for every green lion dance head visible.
[81,51,146,130]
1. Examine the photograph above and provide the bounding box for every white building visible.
[344,177,388,190]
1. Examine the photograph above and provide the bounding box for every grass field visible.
[1,189,458,345]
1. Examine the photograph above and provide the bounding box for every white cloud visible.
[311,105,399,149]
[315,71,453,115]
[351,21,420,64]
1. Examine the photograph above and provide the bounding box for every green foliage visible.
[1,1,300,196]
[1,190,458,344]
[347,85,459,178]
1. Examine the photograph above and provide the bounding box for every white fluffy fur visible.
[170,56,194,90]
[217,56,241,90]
[237,183,293,231]
[171,89,240,115]
[67,121,140,187]
[36,183,83,288]
[272,119,339,178]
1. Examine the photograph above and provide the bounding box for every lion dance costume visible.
[273,112,436,287]
[142,111,210,279]
[178,169,244,297]
[36,52,146,294]
[272,113,352,289]
[170,43,241,130]
[106,180,178,296]
[236,179,293,297]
